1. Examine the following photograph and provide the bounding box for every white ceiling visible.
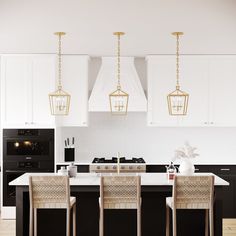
[0,0,236,56]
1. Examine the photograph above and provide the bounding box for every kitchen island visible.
[10,173,228,236]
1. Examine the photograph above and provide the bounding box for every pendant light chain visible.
[49,31,70,116]
[117,33,121,90]
[176,33,180,89]
[109,32,128,115]
[167,32,189,116]
[58,33,62,90]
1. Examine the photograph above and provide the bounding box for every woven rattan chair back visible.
[100,175,141,209]
[99,175,141,236]
[173,175,214,209]
[166,175,215,236]
[29,175,70,208]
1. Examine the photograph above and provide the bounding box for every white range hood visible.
[89,57,147,112]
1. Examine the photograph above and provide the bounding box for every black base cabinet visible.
[146,164,236,218]
[194,165,236,218]
[219,174,236,217]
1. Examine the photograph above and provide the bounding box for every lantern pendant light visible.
[49,32,71,115]
[109,32,129,115]
[167,32,189,116]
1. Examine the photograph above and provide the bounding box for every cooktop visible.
[92,157,145,164]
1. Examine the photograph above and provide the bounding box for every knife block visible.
[64,148,75,162]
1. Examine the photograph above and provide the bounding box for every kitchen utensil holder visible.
[64,148,75,162]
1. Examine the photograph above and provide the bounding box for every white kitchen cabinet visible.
[1,56,29,126]
[147,56,209,126]
[208,56,236,126]
[147,55,236,127]
[1,55,55,127]
[31,56,56,126]
[56,55,89,127]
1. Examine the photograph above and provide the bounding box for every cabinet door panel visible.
[209,57,236,126]
[178,56,209,126]
[31,56,55,125]
[147,56,178,126]
[56,55,89,126]
[1,56,30,126]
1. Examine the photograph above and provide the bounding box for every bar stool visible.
[99,175,141,236]
[29,175,76,236]
[166,175,214,236]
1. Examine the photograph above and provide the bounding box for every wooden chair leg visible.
[99,208,104,236]
[209,208,214,236]
[137,206,141,236]
[205,209,209,236]
[29,207,33,236]
[66,208,71,236]
[34,208,37,236]
[172,208,177,236]
[73,204,76,236]
[166,204,170,236]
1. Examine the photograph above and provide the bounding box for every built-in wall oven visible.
[3,129,54,206]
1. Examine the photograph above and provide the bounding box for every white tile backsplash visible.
[57,113,236,164]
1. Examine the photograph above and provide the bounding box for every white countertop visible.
[56,162,146,165]
[56,162,236,165]
[9,173,229,186]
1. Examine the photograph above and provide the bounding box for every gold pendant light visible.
[49,32,71,115]
[167,32,189,116]
[109,32,129,115]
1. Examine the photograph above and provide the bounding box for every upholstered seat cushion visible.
[99,197,138,209]
[166,197,210,209]
[104,202,138,209]
[34,196,76,209]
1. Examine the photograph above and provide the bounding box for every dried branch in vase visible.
[174,142,199,160]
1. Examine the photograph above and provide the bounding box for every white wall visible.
[1,0,236,55]
[59,113,236,164]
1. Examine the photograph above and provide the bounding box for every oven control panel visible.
[18,161,39,168]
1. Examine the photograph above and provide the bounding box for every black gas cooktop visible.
[92,157,145,164]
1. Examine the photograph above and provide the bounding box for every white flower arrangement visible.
[174,142,199,160]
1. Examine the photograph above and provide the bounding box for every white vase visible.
[179,159,195,175]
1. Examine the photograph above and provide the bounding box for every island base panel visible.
[17,189,222,236]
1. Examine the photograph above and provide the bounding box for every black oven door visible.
[6,139,50,156]
[3,138,53,161]
[3,129,54,162]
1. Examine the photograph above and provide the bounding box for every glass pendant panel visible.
[109,89,129,115]
[49,89,71,115]
[167,89,189,115]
